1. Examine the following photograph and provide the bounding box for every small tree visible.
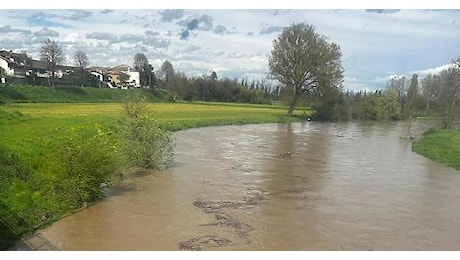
[74,50,89,87]
[268,23,343,117]
[40,38,65,87]
[119,98,175,170]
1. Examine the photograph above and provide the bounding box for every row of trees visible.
[305,63,460,128]
[265,22,459,128]
[29,38,278,103]
[131,52,277,103]
[420,60,460,128]
[39,39,93,87]
[34,28,460,127]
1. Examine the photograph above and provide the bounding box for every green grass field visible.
[412,129,460,171]
[0,102,307,131]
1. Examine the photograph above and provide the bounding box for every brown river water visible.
[16,121,460,250]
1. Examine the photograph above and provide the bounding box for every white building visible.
[122,66,140,88]
[0,56,15,76]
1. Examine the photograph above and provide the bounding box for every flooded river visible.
[24,121,460,250]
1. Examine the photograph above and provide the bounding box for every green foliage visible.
[119,98,175,170]
[268,22,343,116]
[310,89,403,122]
[48,125,119,208]
[0,144,63,244]
[0,85,28,100]
[0,145,34,190]
[380,91,401,120]
[0,85,162,103]
[311,95,351,121]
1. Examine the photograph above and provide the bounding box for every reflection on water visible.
[23,120,460,250]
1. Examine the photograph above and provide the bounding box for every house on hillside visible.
[112,64,140,88]
[0,50,30,78]
[0,50,76,81]
[89,64,140,89]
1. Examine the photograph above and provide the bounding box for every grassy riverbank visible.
[412,129,460,171]
[0,84,163,103]
[0,101,308,250]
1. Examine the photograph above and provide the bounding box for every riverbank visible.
[0,102,308,250]
[412,129,460,171]
[16,121,460,250]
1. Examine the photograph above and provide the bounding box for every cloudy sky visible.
[1,5,459,90]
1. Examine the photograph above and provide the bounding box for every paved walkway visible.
[9,233,58,251]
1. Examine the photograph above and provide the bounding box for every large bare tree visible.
[160,60,175,84]
[74,50,89,86]
[420,74,440,112]
[40,38,65,87]
[160,60,176,94]
[268,23,343,117]
[74,50,89,72]
[437,66,460,129]
[406,74,419,118]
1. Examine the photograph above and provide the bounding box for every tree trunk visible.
[80,68,84,87]
[287,87,300,117]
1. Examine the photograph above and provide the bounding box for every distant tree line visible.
[310,59,460,128]
[10,35,460,126]
[152,61,277,104]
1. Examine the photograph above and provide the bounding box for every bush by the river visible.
[118,98,175,170]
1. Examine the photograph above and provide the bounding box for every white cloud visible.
[33,28,60,37]
[1,9,460,89]
[410,63,456,78]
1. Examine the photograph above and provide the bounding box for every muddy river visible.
[22,121,460,250]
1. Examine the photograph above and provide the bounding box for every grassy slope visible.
[0,85,161,103]
[412,130,460,171]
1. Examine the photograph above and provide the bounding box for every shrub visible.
[49,125,119,208]
[119,98,175,170]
